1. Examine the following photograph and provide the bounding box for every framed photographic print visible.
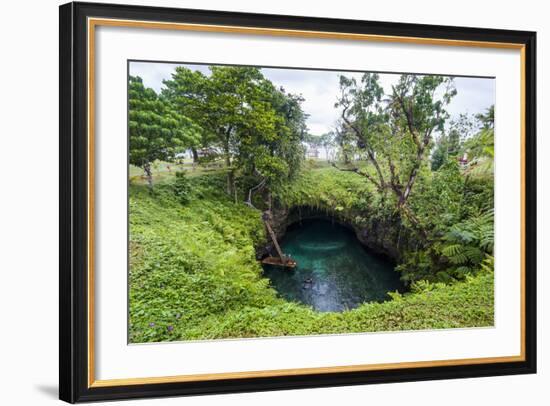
[59,1,537,403]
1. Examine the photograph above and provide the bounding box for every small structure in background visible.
[197,147,219,160]
[306,146,320,158]
[458,152,469,166]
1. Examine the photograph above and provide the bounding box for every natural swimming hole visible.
[262,219,404,312]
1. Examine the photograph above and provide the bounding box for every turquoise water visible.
[262,219,403,312]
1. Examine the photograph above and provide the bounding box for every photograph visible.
[128,61,496,343]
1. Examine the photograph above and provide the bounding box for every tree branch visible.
[245,169,266,209]
[331,162,383,191]
[386,155,402,196]
[340,104,387,189]
[395,92,421,148]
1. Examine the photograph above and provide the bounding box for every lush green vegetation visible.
[129,170,493,342]
[128,65,495,342]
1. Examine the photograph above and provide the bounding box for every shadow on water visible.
[262,219,404,312]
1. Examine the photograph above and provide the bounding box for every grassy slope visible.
[129,168,493,343]
[276,162,375,215]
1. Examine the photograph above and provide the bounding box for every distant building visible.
[175,151,189,160]
[306,146,320,158]
[197,147,220,159]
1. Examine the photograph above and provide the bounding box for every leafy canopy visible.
[162,66,307,194]
[129,76,201,169]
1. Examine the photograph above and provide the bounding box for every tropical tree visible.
[332,121,357,164]
[335,73,456,232]
[264,86,308,181]
[465,105,495,160]
[239,84,308,206]
[164,67,286,197]
[319,132,336,161]
[163,66,307,202]
[304,134,323,156]
[128,76,201,189]
[465,128,494,160]
[476,105,495,130]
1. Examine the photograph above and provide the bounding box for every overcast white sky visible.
[130,61,495,135]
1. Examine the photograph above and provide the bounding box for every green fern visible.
[480,254,495,273]
[439,209,493,274]
[441,243,463,258]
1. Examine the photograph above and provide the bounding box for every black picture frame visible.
[59,1,537,403]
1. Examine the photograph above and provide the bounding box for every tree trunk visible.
[343,149,350,164]
[267,191,272,211]
[191,147,199,163]
[246,178,266,208]
[190,148,199,171]
[398,144,427,207]
[143,162,153,191]
[264,217,285,263]
[224,147,235,197]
